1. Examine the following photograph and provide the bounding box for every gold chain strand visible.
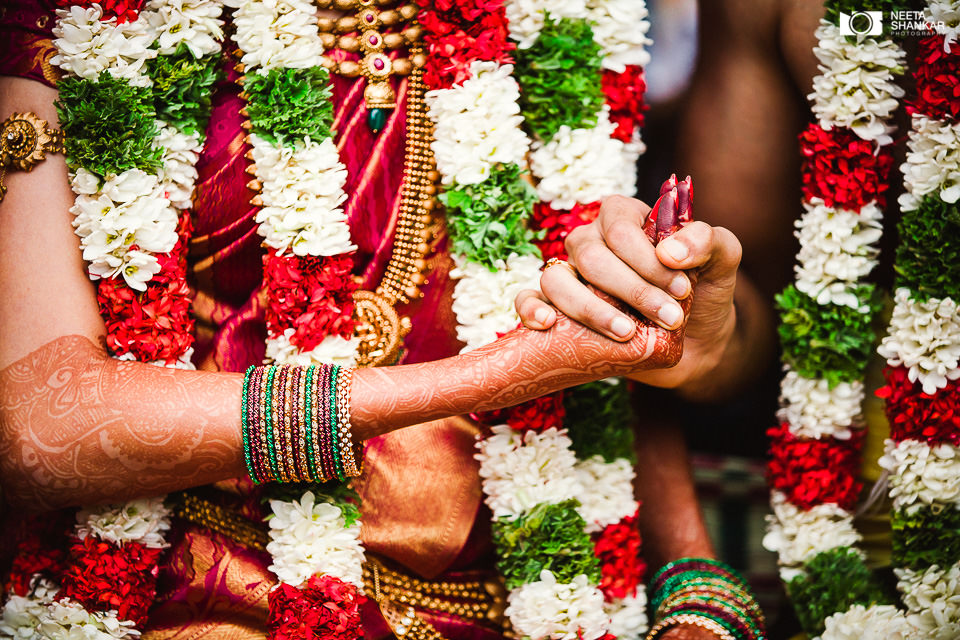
[172,493,269,551]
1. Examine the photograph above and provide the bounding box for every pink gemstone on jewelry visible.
[373,58,385,70]
[369,35,379,45]
[365,13,375,22]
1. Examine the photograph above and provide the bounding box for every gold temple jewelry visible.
[172,493,270,551]
[0,112,64,202]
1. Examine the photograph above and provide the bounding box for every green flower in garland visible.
[894,196,960,303]
[493,500,600,590]
[892,506,960,571]
[147,46,223,138]
[564,380,636,463]
[244,67,335,147]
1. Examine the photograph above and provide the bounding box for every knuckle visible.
[628,283,655,310]
[604,218,639,252]
[575,241,609,273]
[565,225,591,253]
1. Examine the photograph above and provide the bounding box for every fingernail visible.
[658,303,683,328]
[610,316,634,338]
[534,307,551,325]
[663,238,688,261]
[668,274,689,298]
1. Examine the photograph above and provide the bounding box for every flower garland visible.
[874,10,960,638]
[227,1,366,637]
[421,0,651,635]
[0,0,224,637]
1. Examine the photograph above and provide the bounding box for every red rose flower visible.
[531,201,601,261]
[263,251,358,352]
[60,536,164,626]
[602,67,647,143]
[56,0,145,23]
[766,423,864,511]
[910,35,960,122]
[877,366,960,446]
[594,512,645,601]
[799,124,893,211]
[267,574,364,640]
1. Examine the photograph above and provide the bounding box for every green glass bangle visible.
[240,365,255,482]
[656,583,765,627]
[329,364,344,481]
[653,574,748,610]
[659,594,762,637]
[264,365,281,482]
[303,364,317,482]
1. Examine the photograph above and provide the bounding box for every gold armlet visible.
[0,112,65,202]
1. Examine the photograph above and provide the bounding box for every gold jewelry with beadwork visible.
[0,112,64,202]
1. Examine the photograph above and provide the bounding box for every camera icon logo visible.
[839,11,884,36]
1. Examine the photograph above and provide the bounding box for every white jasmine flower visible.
[249,135,354,257]
[266,329,359,367]
[76,497,171,548]
[900,115,960,206]
[777,368,864,439]
[763,491,861,580]
[144,0,225,57]
[505,571,609,640]
[266,491,365,588]
[118,347,196,369]
[879,439,960,511]
[794,199,883,310]
[38,599,140,640]
[586,0,651,72]
[877,288,960,394]
[820,604,917,640]
[897,563,960,638]
[426,61,531,186]
[155,122,202,211]
[604,592,648,640]
[573,456,638,533]
[927,2,960,53]
[808,22,905,145]
[476,425,581,519]
[51,5,155,86]
[505,0,589,49]
[230,0,324,71]
[0,579,58,639]
[450,252,542,352]
[530,109,637,209]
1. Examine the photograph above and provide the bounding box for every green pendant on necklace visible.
[357,2,396,133]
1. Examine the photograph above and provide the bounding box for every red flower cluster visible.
[98,250,195,365]
[4,512,73,597]
[910,35,960,122]
[59,536,164,626]
[766,423,865,511]
[877,366,960,446]
[263,251,358,352]
[56,0,144,23]
[530,201,601,261]
[799,124,893,211]
[602,67,647,143]
[417,0,514,90]
[473,392,565,432]
[593,512,645,601]
[267,574,364,640]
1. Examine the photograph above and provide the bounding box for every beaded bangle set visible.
[241,364,360,484]
[646,558,766,640]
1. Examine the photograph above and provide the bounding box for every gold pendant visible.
[353,289,412,367]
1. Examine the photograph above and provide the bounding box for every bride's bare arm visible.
[0,77,682,510]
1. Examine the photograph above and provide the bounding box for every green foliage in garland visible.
[892,506,960,571]
[147,47,222,138]
[894,196,960,303]
[56,72,162,177]
[493,500,600,590]
[787,547,890,637]
[513,15,604,141]
[776,284,880,387]
[563,380,636,463]
[442,163,542,268]
[824,0,917,40]
[263,481,361,527]
[244,67,334,147]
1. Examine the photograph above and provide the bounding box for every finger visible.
[515,289,558,330]
[539,261,638,341]
[595,196,691,300]
[656,222,742,279]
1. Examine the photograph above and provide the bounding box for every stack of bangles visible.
[646,558,766,640]
[240,364,361,484]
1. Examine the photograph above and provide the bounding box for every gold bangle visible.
[646,613,736,640]
[0,112,65,202]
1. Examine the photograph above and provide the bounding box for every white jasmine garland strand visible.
[762,491,862,581]
[0,579,59,640]
[586,0,651,72]
[793,199,883,311]
[227,0,324,71]
[426,61,531,186]
[475,425,581,519]
[504,0,589,50]
[896,563,960,639]
[75,498,172,549]
[877,288,960,395]
[925,2,960,53]
[505,571,610,640]
[154,122,203,211]
[604,591,648,640]
[899,114,960,211]
[37,599,140,640]
[777,368,864,440]
[573,456,638,533]
[808,21,905,145]
[818,604,916,640]
[879,439,960,512]
[265,330,360,368]
[144,0,225,57]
